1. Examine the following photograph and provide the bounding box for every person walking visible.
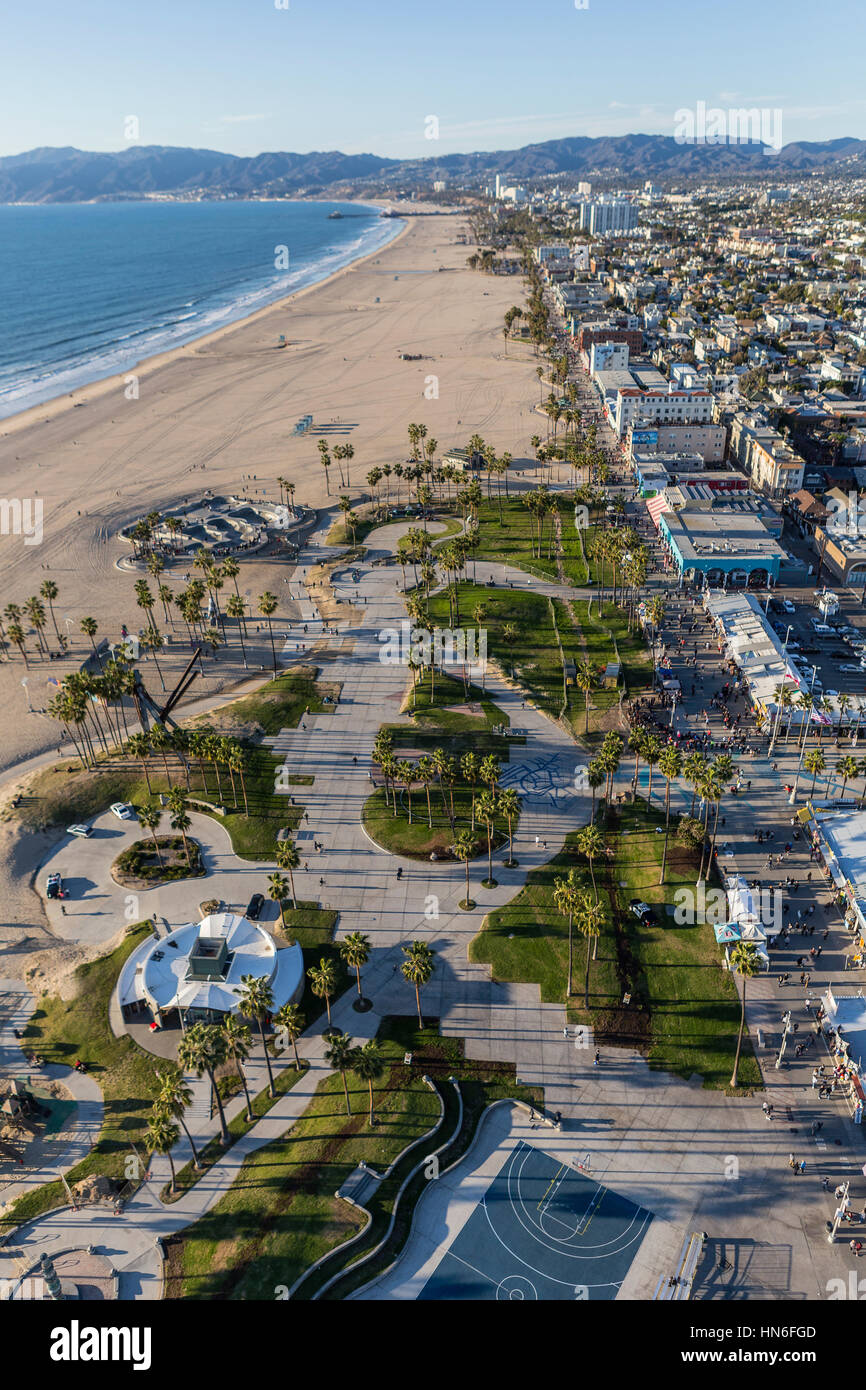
[593,1050,601,1067]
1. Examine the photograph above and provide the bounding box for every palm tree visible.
[460,751,480,830]
[127,732,153,794]
[728,941,761,1089]
[222,1015,255,1122]
[576,891,603,1008]
[339,931,371,1000]
[324,1031,355,1116]
[642,733,663,804]
[274,841,300,908]
[838,754,859,800]
[502,622,518,677]
[257,591,279,673]
[476,790,499,888]
[805,747,826,797]
[237,974,277,1099]
[587,759,606,823]
[137,802,163,866]
[80,616,102,668]
[576,823,604,902]
[658,745,683,884]
[454,828,476,909]
[308,956,338,1029]
[498,787,520,866]
[553,869,581,998]
[267,871,290,931]
[8,622,29,667]
[628,727,647,802]
[146,1110,181,1194]
[401,941,435,1027]
[155,1070,201,1170]
[352,1039,385,1126]
[274,1002,305,1071]
[574,658,596,734]
[396,760,415,824]
[683,751,708,817]
[39,579,61,646]
[169,802,193,867]
[177,1023,230,1146]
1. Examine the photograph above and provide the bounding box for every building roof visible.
[662,508,786,566]
[140,911,302,1016]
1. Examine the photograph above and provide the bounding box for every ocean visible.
[0,200,402,419]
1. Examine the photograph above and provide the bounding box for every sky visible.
[2,0,865,160]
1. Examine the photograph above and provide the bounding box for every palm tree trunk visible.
[259,1020,276,1099]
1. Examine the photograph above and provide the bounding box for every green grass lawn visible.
[164,1032,443,1300]
[163,1060,307,1202]
[426,583,564,716]
[470,800,760,1091]
[1,923,167,1233]
[555,596,653,741]
[470,496,560,580]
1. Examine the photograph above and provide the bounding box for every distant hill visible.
[2,134,865,202]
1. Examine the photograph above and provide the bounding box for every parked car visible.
[67,824,92,838]
[110,802,134,820]
[629,899,656,927]
[46,873,64,899]
[245,893,265,921]
[830,649,850,660]
[783,599,796,613]
[839,664,864,675]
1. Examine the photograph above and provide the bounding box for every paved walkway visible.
[5,501,866,1300]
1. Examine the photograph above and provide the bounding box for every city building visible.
[657,505,785,589]
[121,911,304,1029]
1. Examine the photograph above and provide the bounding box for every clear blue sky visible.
[2,0,864,159]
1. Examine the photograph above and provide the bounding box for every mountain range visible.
[2,134,866,202]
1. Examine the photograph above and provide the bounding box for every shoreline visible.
[0,204,410,438]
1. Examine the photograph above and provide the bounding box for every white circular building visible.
[137,911,303,1028]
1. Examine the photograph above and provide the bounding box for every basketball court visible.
[418,1141,652,1301]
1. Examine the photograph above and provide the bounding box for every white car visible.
[783,599,796,613]
[839,665,864,675]
[110,802,134,820]
[67,824,92,838]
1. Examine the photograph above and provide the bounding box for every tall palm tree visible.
[658,745,683,884]
[146,1110,181,1195]
[169,802,193,867]
[587,759,606,824]
[401,942,435,1027]
[274,1002,305,1071]
[80,615,102,668]
[454,828,476,909]
[137,802,163,866]
[222,1015,255,1122]
[155,1070,201,1170]
[576,891,604,1008]
[805,747,826,797]
[352,1039,385,1126]
[476,790,499,888]
[267,872,290,930]
[553,869,581,998]
[339,931,371,999]
[39,579,61,646]
[574,658,596,734]
[683,751,708,817]
[728,941,761,1089]
[308,956,338,1029]
[127,732,153,794]
[257,591,279,673]
[576,824,604,903]
[838,754,859,800]
[324,1031,355,1116]
[177,1023,230,1146]
[274,841,300,907]
[498,787,520,866]
[237,974,277,1099]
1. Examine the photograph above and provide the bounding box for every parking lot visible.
[764,589,866,701]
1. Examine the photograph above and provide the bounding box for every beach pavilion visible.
[126,911,303,1029]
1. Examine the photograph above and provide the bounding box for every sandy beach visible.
[0,208,536,771]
